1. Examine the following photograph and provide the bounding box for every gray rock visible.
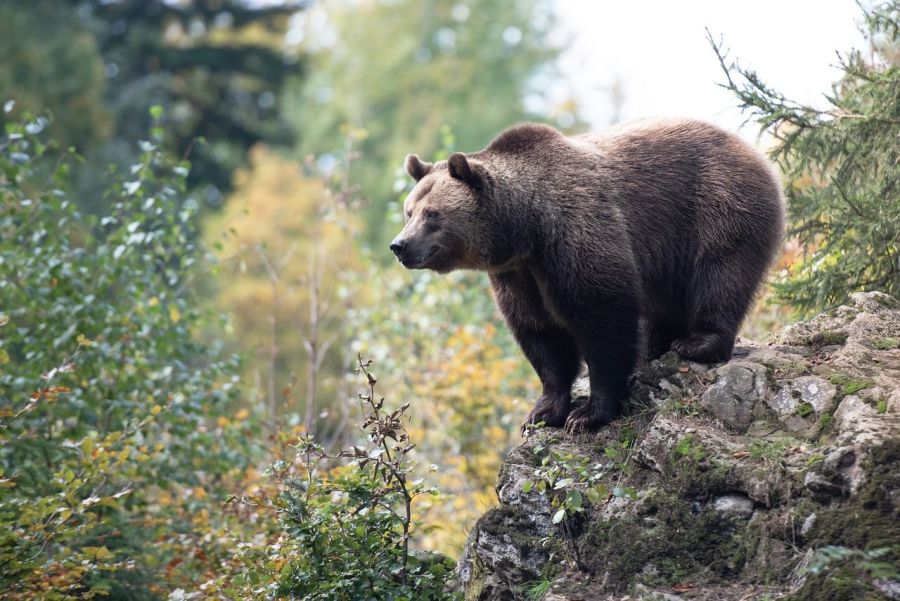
[804,469,847,499]
[633,583,683,600]
[800,512,817,538]
[874,577,900,600]
[700,361,768,431]
[713,493,755,520]
[802,447,864,500]
[767,376,837,437]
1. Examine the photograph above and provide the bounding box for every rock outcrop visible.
[459,292,900,601]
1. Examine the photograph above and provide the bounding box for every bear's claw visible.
[522,394,571,435]
[563,401,614,434]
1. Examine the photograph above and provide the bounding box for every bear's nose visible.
[389,239,407,259]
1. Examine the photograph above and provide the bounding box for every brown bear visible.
[390,119,784,432]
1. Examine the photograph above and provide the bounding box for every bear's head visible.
[389,152,495,274]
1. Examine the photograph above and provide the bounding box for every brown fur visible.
[391,119,784,432]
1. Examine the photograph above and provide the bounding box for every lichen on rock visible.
[459,292,900,601]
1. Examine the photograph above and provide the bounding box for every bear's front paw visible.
[522,394,571,435]
[563,399,616,434]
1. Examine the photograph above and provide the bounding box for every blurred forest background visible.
[1,0,897,599]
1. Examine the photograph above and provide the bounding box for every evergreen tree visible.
[1,0,308,206]
[71,0,306,201]
[0,2,110,150]
[711,4,900,312]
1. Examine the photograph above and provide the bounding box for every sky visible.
[553,0,869,139]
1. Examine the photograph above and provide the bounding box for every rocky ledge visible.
[459,292,900,601]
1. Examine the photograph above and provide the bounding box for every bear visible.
[390,118,784,432]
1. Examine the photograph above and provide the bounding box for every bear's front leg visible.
[516,327,582,430]
[489,271,582,431]
[563,293,640,433]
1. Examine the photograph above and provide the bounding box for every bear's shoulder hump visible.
[486,122,562,154]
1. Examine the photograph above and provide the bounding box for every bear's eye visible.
[406,210,412,220]
[424,209,440,221]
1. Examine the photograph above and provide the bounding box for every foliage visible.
[216,358,459,601]
[348,265,538,554]
[711,4,900,312]
[806,545,899,580]
[520,430,637,568]
[0,107,256,598]
[289,0,580,246]
[203,145,365,440]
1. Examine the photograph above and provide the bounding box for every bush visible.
[0,106,255,598]
[214,357,459,601]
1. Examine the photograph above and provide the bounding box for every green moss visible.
[876,398,888,414]
[788,440,900,601]
[873,337,899,350]
[796,402,815,418]
[809,331,849,348]
[768,361,811,382]
[579,491,748,591]
[815,412,836,441]
[480,506,555,565]
[463,560,486,601]
[828,373,874,396]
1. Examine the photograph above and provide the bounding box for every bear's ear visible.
[405,154,433,181]
[447,152,486,191]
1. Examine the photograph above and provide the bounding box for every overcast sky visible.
[553,0,868,139]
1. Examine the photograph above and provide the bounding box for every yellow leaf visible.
[82,546,112,561]
[217,416,230,428]
[235,408,250,420]
[76,334,93,347]
[0,349,7,365]
[169,306,181,323]
[151,405,163,415]
[148,297,159,307]
[117,447,131,464]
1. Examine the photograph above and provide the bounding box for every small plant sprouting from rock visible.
[523,578,552,601]
[229,356,457,600]
[749,439,792,463]
[521,427,638,569]
[672,434,706,462]
[806,545,900,584]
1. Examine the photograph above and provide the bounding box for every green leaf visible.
[554,477,574,490]
[522,480,533,493]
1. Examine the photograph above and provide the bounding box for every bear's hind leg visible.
[672,329,735,363]
[673,255,760,363]
[646,317,685,361]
